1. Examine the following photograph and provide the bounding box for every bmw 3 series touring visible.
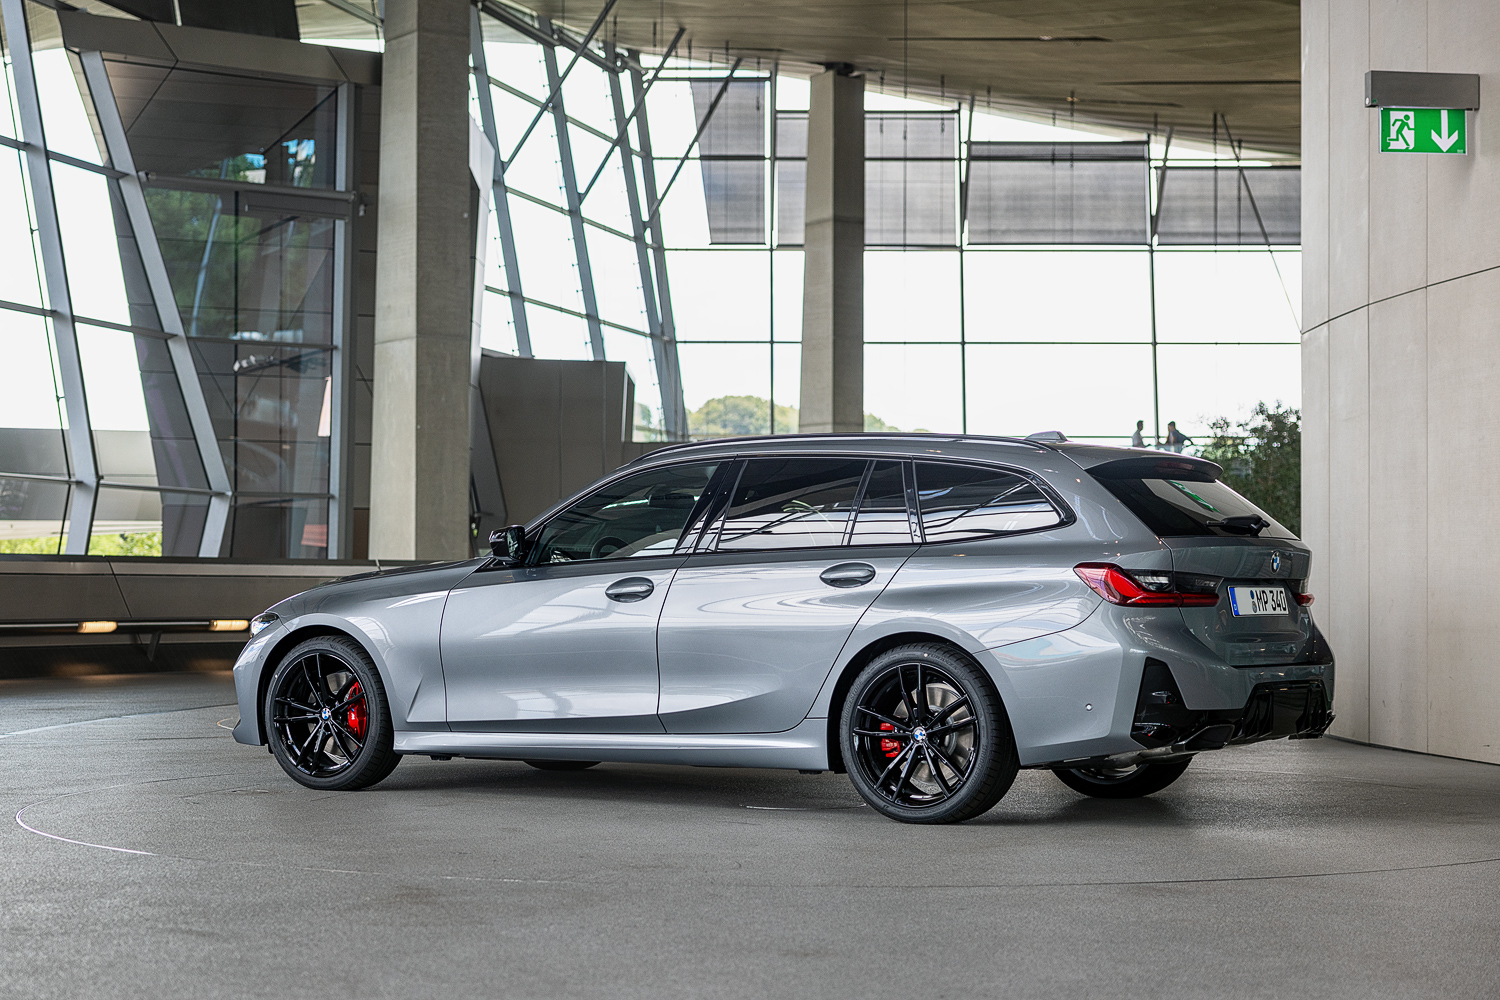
[231,434,1334,824]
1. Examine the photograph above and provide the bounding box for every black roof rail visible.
[626,432,1054,465]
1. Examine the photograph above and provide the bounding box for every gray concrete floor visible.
[2,672,1497,1000]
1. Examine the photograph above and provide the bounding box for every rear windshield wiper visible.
[1206,515,1270,536]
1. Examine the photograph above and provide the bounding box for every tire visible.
[524,760,601,771]
[264,635,401,791]
[1053,757,1192,799]
[839,644,1018,824]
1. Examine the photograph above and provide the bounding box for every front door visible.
[657,457,917,734]
[440,461,721,733]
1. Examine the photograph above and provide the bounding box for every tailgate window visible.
[1096,477,1297,539]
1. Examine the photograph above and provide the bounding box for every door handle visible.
[820,562,877,589]
[605,577,655,603]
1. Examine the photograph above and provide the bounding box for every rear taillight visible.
[1296,593,1314,606]
[1074,563,1220,608]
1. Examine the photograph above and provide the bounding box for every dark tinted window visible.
[715,458,866,550]
[850,461,913,545]
[1096,477,1297,539]
[914,462,1062,542]
[529,463,719,563]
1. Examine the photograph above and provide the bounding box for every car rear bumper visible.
[1043,663,1334,771]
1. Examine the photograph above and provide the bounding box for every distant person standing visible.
[1131,420,1146,448]
[1165,421,1192,453]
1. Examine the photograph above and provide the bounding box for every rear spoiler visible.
[1073,453,1223,483]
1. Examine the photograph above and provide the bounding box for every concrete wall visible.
[477,353,666,526]
[1303,0,1500,762]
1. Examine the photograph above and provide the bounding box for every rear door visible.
[656,457,916,734]
[1093,475,1318,665]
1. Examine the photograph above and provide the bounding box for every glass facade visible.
[0,0,1300,560]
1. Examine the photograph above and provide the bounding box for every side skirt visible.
[394,717,830,771]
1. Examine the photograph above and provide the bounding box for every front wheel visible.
[1053,757,1192,799]
[264,636,401,791]
[839,644,1018,824]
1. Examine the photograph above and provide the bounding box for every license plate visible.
[1229,586,1289,616]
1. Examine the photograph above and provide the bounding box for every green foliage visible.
[1198,402,1301,536]
[688,396,903,438]
[0,535,64,554]
[0,532,163,556]
[86,532,164,557]
[689,395,800,437]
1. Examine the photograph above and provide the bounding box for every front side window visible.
[528,463,719,564]
[715,457,866,551]
[915,462,1062,542]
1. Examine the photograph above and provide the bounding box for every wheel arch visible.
[823,631,1007,774]
[253,624,377,746]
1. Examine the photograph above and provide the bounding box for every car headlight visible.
[249,612,280,637]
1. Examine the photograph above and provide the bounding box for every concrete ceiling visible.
[525,0,1301,155]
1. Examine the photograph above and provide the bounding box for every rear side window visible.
[914,462,1063,542]
[849,460,912,545]
[715,457,866,551]
[1096,477,1297,539]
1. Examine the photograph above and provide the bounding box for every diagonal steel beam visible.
[642,58,743,231]
[543,30,605,361]
[81,50,234,557]
[470,4,532,356]
[605,42,677,441]
[579,27,683,203]
[476,0,629,74]
[320,0,381,28]
[4,0,96,554]
[629,55,686,437]
[503,0,620,171]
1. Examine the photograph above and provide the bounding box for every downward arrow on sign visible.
[1433,109,1461,152]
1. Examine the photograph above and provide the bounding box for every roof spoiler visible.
[1083,454,1223,483]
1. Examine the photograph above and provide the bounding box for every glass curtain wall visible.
[646,72,1301,444]
[0,0,355,557]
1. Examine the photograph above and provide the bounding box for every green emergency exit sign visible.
[1380,107,1467,153]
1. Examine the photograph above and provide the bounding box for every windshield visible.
[1096,476,1297,539]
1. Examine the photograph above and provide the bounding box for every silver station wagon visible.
[232,434,1334,824]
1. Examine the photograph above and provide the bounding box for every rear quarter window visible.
[1096,477,1298,539]
[914,462,1063,542]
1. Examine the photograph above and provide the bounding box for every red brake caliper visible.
[878,722,901,758]
[346,681,368,739]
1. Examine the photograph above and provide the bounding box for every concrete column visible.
[1303,0,1500,765]
[369,0,473,560]
[798,66,864,434]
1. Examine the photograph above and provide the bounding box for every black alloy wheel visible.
[264,635,401,791]
[840,644,1018,824]
[1053,757,1192,799]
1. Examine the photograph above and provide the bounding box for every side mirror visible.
[489,524,527,563]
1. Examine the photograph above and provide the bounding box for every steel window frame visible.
[4,0,98,555]
[80,50,234,557]
[470,5,532,357]
[540,26,605,361]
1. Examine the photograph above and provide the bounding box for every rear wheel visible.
[1053,757,1192,798]
[524,760,601,771]
[840,644,1018,824]
[264,636,401,791]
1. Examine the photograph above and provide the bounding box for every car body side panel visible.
[439,556,682,733]
[656,546,915,734]
[230,560,482,744]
